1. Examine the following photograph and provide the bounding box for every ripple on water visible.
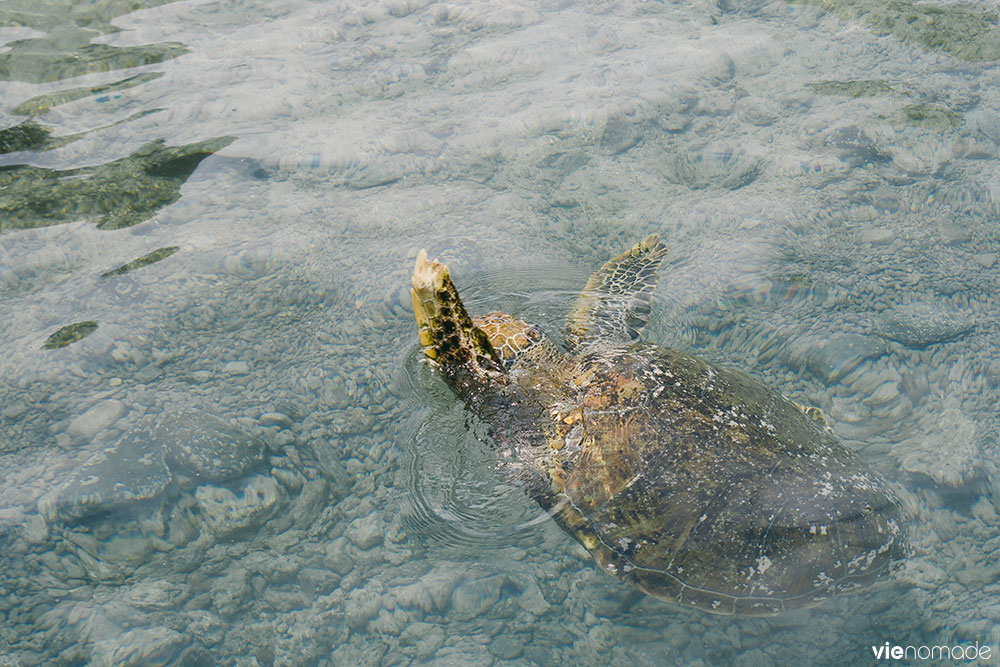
[395,267,589,551]
[398,345,548,552]
[662,142,762,191]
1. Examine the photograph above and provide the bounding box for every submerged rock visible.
[67,400,125,440]
[42,321,98,350]
[893,402,980,486]
[883,104,962,131]
[212,570,251,617]
[819,0,1000,63]
[0,119,53,153]
[49,408,267,522]
[90,626,185,666]
[195,475,280,534]
[125,579,190,611]
[158,409,266,483]
[400,622,446,659]
[51,425,172,521]
[600,114,645,154]
[346,513,385,550]
[806,79,898,98]
[489,634,525,660]
[0,137,233,232]
[100,246,179,279]
[783,333,887,383]
[876,301,975,348]
[451,575,511,621]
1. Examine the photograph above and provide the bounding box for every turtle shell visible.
[541,344,905,616]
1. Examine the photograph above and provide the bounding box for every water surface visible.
[2,0,1000,664]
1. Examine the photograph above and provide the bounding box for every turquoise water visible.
[2,0,1000,664]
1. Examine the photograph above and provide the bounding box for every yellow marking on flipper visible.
[410,249,500,369]
[410,291,437,358]
[411,249,446,358]
[580,532,599,551]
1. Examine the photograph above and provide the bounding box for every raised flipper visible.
[411,250,501,374]
[564,235,668,351]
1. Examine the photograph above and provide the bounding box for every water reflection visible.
[100,246,179,278]
[0,135,235,231]
[0,120,58,154]
[0,0,187,83]
[799,0,1000,63]
[42,320,98,349]
[13,71,164,116]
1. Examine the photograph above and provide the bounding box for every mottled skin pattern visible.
[410,239,906,616]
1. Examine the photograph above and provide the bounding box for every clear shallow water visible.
[1,0,1000,664]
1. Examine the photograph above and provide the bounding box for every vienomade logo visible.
[871,641,992,662]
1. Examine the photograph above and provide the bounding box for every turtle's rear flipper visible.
[793,401,834,434]
[564,235,668,352]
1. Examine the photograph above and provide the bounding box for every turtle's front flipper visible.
[411,250,501,374]
[564,235,668,351]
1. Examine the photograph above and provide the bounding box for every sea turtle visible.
[410,235,906,616]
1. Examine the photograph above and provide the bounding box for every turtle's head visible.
[411,250,503,380]
[473,312,552,370]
